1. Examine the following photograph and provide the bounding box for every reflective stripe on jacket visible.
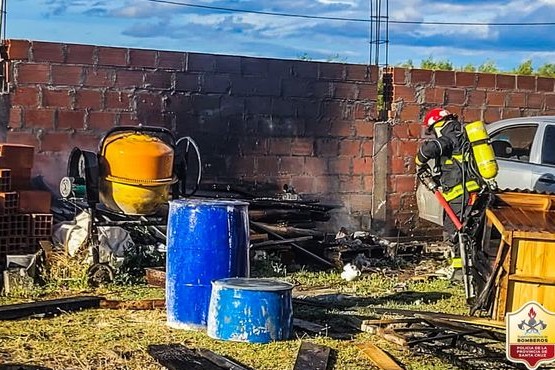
[441,180,480,202]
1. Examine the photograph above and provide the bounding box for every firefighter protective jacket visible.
[415,119,479,201]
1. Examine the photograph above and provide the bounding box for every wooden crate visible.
[484,192,555,321]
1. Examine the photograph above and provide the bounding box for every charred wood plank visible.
[249,199,338,212]
[418,316,504,341]
[376,328,408,347]
[406,329,485,347]
[196,349,252,370]
[147,344,224,370]
[251,236,313,249]
[360,307,505,330]
[251,222,324,238]
[286,222,318,229]
[293,318,329,334]
[292,342,330,370]
[248,209,322,222]
[0,296,102,320]
[251,222,334,267]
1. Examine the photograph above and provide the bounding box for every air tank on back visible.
[464,120,499,181]
[99,130,176,215]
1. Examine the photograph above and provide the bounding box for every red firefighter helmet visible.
[422,108,453,129]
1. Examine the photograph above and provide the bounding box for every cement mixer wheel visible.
[87,263,115,287]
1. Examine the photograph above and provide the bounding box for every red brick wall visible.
[3,39,378,231]
[389,67,555,234]
[11,40,553,235]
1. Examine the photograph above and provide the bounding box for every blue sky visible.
[7,0,555,71]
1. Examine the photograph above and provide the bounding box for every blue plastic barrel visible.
[166,199,250,330]
[207,277,294,343]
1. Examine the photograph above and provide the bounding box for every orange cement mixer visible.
[99,130,176,215]
[59,126,201,285]
[60,126,201,216]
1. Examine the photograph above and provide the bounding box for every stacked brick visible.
[0,144,53,264]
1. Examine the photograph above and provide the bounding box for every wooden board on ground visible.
[292,341,330,370]
[376,328,408,347]
[365,307,505,330]
[147,344,224,370]
[100,299,165,310]
[196,349,252,370]
[0,296,102,320]
[293,318,329,334]
[357,342,404,370]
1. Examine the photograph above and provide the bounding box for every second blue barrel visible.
[207,278,294,343]
[166,199,250,330]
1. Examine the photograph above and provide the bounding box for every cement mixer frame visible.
[59,126,202,285]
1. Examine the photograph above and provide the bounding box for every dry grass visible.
[0,257,474,370]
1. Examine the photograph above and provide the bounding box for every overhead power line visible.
[145,0,555,26]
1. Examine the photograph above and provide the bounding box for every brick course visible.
[7,40,555,235]
[4,39,378,232]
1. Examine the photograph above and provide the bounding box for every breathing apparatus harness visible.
[459,121,499,224]
[419,118,498,225]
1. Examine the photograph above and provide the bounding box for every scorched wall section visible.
[3,40,379,231]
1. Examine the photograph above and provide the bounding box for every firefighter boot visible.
[450,257,464,283]
[436,241,463,282]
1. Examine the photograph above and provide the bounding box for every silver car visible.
[417,116,555,225]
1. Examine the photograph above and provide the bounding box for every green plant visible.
[397,59,414,68]
[511,59,533,75]
[459,63,476,72]
[115,228,165,285]
[537,63,555,78]
[477,60,499,73]
[420,57,453,71]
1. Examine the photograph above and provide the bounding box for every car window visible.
[542,125,555,166]
[490,125,537,162]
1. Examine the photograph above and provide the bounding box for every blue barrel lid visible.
[170,198,249,207]
[213,277,294,291]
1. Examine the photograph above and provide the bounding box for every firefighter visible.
[415,108,480,277]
